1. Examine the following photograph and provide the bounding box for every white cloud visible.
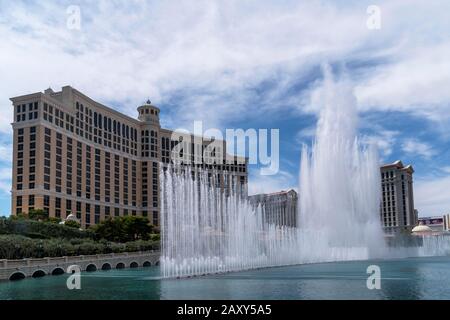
[401,138,436,158]
[0,142,13,163]
[441,167,450,174]
[355,43,450,122]
[415,175,450,216]
[1,1,449,133]
[0,167,11,197]
[0,0,373,132]
[361,130,399,159]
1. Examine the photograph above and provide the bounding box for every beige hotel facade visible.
[380,160,417,233]
[10,86,248,228]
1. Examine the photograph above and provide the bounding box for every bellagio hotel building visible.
[10,86,248,228]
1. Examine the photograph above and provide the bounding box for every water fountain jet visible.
[160,66,450,279]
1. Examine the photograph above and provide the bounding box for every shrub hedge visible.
[0,217,93,240]
[0,234,160,260]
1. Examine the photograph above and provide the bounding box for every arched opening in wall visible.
[51,268,65,276]
[9,272,26,281]
[143,261,151,267]
[86,264,97,272]
[155,261,160,266]
[101,263,112,271]
[32,270,46,278]
[130,262,139,268]
[116,262,125,269]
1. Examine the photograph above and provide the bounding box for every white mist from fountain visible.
[298,66,387,262]
[160,168,301,278]
[160,67,450,278]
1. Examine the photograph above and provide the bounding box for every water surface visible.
[1,256,449,300]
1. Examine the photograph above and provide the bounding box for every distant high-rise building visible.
[249,189,298,227]
[380,160,417,233]
[10,86,248,228]
[443,214,450,232]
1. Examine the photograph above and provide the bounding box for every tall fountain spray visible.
[160,66,450,278]
[160,168,301,278]
[298,66,386,261]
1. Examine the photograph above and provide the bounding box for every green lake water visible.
[1,256,450,300]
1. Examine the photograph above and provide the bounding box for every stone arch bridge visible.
[0,251,160,281]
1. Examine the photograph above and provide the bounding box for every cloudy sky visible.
[0,0,449,217]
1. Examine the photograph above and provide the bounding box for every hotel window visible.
[123,158,128,205]
[153,211,158,226]
[43,195,50,214]
[55,197,61,218]
[86,203,91,226]
[95,148,101,201]
[66,138,73,195]
[54,133,62,193]
[16,196,22,207]
[76,202,82,219]
[86,145,91,199]
[132,160,136,206]
[114,155,120,204]
[94,205,100,224]
[76,141,82,197]
[142,162,148,207]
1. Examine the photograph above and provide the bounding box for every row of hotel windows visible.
[381,171,396,179]
[382,182,397,226]
[142,162,159,208]
[16,101,248,173]
[382,171,409,181]
[16,127,36,190]
[381,182,410,227]
[160,137,246,173]
[15,102,39,122]
[16,126,156,208]
[15,195,158,226]
[139,108,159,116]
[43,129,140,206]
[401,180,408,227]
[141,130,159,158]
[40,101,139,156]
[75,102,138,156]
[16,125,245,198]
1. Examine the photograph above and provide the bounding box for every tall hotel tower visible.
[10,86,248,228]
[380,160,417,233]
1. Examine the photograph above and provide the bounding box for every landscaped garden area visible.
[0,210,160,259]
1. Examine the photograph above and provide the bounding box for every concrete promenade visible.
[0,250,160,281]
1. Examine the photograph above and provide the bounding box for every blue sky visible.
[0,0,449,216]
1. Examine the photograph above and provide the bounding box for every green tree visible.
[122,216,153,242]
[64,220,81,229]
[48,217,62,224]
[92,218,124,242]
[28,209,49,221]
[11,212,28,220]
[93,216,153,242]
